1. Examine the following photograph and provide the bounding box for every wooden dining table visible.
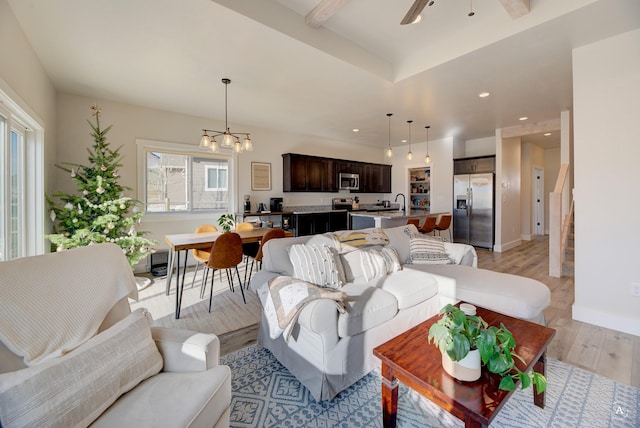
[164,228,292,319]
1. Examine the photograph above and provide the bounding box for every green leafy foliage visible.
[428,304,547,393]
[217,214,235,233]
[46,105,156,266]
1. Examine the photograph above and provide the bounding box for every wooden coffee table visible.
[373,304,555,428]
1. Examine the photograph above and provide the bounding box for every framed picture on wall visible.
[251,162,271,191]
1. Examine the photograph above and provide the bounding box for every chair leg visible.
[208,268,217,312]
[226,269,234,292]
[235,266,246,304]
[245,259,255,289]
[200,267,210,299]
[191,262,201,288]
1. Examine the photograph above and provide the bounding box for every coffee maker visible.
[243,195,251,213]
[270,197,283,212]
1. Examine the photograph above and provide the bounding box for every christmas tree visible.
[47,105,156,266]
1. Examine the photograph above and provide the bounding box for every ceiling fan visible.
[401,0,435,25]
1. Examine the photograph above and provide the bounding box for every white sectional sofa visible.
[249,224,551,401]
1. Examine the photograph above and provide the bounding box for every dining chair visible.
[244,228,286,286]
[236,222,260,281]
[202,232,246,311]
[419,216,437,235]
[434,214,453,241]
[190,224,218,289]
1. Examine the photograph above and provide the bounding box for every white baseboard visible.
[521,234,533,241]
[572,304,640,336]
[494,239,521,253]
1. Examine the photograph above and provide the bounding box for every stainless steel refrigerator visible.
[453,173,494,249]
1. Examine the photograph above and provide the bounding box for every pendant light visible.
[200,78,253,153]
[406,120,413,160]
[385,113,393,158]
[424,125,431,164]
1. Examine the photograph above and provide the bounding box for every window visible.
[205,164,228,191]
[139,141,234,213]
[0,89,44,261]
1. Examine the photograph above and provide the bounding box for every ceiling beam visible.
[498,0,530,19]
[305,0,350,29]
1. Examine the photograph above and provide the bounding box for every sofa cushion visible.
[409,234,452,264]
[384,224,418,263]
[338,283,398,338]
[91,366,232,428]
[0,308,163,428]
[262,236,311,276]
[413,264,551,322]
[290,244,342,289]
[379,269,438,310]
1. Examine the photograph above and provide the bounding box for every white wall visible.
[495,136,522,252]
[572,29,640,336]
[465,136,496,157]
[0,0,57,242]
[544,147,560,234]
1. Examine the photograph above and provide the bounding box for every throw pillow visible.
[340,247,402,283]
[289,244,342,289]
[409,234,452,264]
[332,228,389,253]
[0,308,163,428]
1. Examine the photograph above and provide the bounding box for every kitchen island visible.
[350,210,446,230]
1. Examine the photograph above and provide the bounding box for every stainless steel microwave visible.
[339,173,359,190]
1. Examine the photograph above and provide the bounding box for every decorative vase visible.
[441,349,481,382]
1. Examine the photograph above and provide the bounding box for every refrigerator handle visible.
[468,188,473,219]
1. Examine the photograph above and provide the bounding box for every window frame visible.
[204,164,229,192]
[136,139,237,218]
[0,87,45,260]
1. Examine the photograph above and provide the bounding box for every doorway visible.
[533,168,544,235]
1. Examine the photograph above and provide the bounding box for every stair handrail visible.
[549,163,570,277]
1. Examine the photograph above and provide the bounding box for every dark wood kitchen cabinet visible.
[283,154,336,192]
[292,211,348,236]
[283,153,390,193]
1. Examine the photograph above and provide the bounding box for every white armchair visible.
[0,244,231,428]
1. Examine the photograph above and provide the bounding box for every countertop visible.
[350,210,445,219]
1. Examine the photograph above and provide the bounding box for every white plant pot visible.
[442,349,481,382]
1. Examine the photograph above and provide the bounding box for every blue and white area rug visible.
[221,345,639,427]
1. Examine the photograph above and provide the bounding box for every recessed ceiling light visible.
[519,116,528,121]
[478,92,490,98]
[352,128,359,133]
[544,133,551,136]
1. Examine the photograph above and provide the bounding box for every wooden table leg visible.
[381,363,399,428]
[533,352,547,408]
[464,416,482,428]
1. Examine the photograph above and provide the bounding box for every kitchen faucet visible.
[394,193,406,213]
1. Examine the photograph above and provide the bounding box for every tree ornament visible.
[96,186,105,194]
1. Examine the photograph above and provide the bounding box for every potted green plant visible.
[428,304,547,393]
[217,213,235,233]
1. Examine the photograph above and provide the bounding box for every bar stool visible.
[434,214,452,241]
[419,216,437,235]
[406,218,420,228]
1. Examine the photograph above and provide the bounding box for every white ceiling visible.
[7,0,640,150]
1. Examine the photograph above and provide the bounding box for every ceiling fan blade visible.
[401,0,429,25]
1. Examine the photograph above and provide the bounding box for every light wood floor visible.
[476,236,639,388]
[137,238,639,388]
